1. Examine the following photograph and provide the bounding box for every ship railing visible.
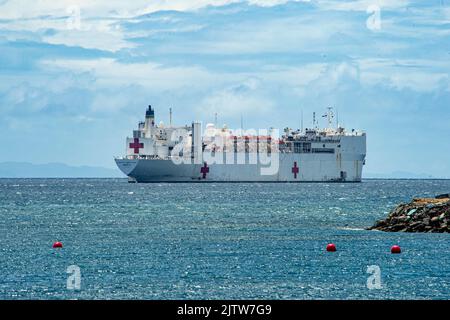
[115,155,167,160]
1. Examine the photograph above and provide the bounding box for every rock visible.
[435,193,450,199]
[431,216,440,223]
[367,197,450,233]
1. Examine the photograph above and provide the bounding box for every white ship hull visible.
[115,152,364,183]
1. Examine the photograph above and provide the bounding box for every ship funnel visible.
[145,105,155,130]
[146,105,155,118]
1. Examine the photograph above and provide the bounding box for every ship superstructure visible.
[115,106,366,182]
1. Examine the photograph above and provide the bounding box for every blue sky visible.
[0,0,449,177]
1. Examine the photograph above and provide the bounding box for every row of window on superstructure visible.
[290,142,335,154]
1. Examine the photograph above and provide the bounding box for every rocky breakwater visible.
[368,194,450,233]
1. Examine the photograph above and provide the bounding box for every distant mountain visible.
[364,171,435,179]
[0,162,124,178]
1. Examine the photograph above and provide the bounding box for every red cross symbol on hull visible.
[292,161,299,179]
[129,138,144,154]
[200,162,209,179]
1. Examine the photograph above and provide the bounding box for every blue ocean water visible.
[0,179,449,300]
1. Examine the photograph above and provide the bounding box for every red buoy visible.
[391,245,401,254]
[53,241,63,248]
[326,243,336,252]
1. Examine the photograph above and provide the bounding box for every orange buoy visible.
[326,243,336,252]
[53,241,63,248]
[391,245,401,254]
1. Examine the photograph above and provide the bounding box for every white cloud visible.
[248,0,309,6]
[40,58,223,90]
[198,77,274,117]
[200,91,273,116]
[39,56,281,116]
[0,82,49,114]
[358,58,450,92]
[0,0,297,20]
[0,0,241,51]
[317,0,411,11]
[151,15,357,56]
[42,21,134,52]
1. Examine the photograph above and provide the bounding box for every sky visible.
[0,0,449,177]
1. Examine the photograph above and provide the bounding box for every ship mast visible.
[336,107,339,128]
[326,107,334,129]
[300,108,304,133]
